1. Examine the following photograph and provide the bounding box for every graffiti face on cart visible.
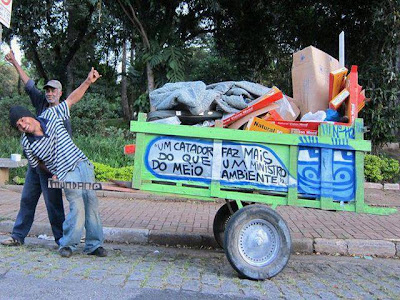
[145,137,293,192]
[297,147,355,202]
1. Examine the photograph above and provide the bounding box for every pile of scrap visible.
[147,45,367,136]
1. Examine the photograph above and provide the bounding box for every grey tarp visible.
[149,81,272,115]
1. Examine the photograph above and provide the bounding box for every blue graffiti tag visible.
[297,147,355,202]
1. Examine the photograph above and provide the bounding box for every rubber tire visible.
[224,205,291,280]
[213,201,241,249]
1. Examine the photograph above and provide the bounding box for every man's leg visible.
[9,166,42,244]
[58,167,86,253]
[39,172,65,245]
[79,161,104,253]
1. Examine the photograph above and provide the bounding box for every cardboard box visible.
[329,67,348,100]
[246,117,291,134]
[346,66,359,124]
[268,120,320,136]
[292,46,340,116]
[227,103,279,129]
[329,88,349,110]
[284,95,301,121]
[262,109,283,121]
[290,128,318,136]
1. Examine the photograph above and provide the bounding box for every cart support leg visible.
[234,200,243,210]
[287,145,298,206]
[355,151,365,213]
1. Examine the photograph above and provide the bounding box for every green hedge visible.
[73,132,134,168]
[9,162,134,185]
[92,161,133,182]
[364,154,400,183]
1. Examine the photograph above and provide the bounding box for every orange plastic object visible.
[124,144,136,155]
[346,65,359,124]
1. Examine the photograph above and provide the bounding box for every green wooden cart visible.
[130,113,396,280]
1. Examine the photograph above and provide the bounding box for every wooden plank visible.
[0,158,28,168]
[131,118,371,151]
[355,151,365,213]
[0,168,9,185]
[139,182,212,198]
[287,145,298,206]
[210,140,222,198]
[132,114,146,189]
[320,148,334,209]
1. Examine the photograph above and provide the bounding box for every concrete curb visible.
[0,220,398,258]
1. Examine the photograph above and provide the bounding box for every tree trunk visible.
[18,76,23,95]
[66,61,74,96]
[116,0,155,111]
[129,39,135,110]
[146,62,155,91]
[121,40,131,120]
[396,44,400,73]
[397,44,400,139]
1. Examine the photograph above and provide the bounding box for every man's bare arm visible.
[5,51,30,85]
[38,161,52,175]
[65,67,101,108]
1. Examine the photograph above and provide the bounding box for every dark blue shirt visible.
[25,79,72,136]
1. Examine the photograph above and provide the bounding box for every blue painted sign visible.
[145,137,292,192]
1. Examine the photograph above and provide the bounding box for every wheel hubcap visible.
[238,219,280,267]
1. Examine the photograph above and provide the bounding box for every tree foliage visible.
[0,51,19,97]
[3,0,123,96]
[3,1,399,146]
[212,0,400,145]
[3,1,94,89]
[358,1,400,148]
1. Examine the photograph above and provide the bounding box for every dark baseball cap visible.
[9,106,35,128]
[44,80,62,90]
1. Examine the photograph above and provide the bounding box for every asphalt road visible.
[0,236,399,299]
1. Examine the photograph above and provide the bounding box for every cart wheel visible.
[213,201,245,248]
[224,205,291,280]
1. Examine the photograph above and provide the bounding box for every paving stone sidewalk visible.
[2,236,400,299]
[0,186,399,256]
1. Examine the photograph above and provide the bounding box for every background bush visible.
[0,94,34,138]
[74,130,135,168]
[92,162,133,182]
[365,154,400,183]
[70,93,120,135]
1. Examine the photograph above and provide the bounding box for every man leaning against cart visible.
[1,51,67,247]
[8,67,107,258]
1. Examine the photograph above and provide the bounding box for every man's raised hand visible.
[87,67,102,84]
[5,50,16,64]
[66,66,102,108]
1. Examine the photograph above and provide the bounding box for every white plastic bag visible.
[300,110,326,122]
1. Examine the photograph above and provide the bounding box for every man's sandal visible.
[1,237,22,246]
